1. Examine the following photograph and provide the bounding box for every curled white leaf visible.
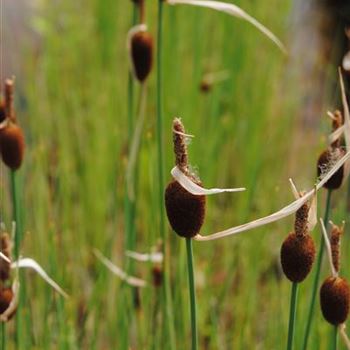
[166,0,286,53]
[320,218,337,278]
[11,258,68,299]
[171,166,246,195]
[0,280,19,322]
[0,252,10,264]
[94,249,146,288]
[125,250,163,263]
[194,149,350,241]
[340,324,350,350]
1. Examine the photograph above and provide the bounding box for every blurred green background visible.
[2,0,350,348]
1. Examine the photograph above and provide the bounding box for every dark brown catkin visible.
[0,123,25,170]
[165,118,206,238]
[0,99,5,124]
[131,30,153,83]
[152,266,163,288]
[330,224,343,273]
[0,233,12,282]
[0,286,14,315]
[294,202,309,238]
[280,233,316,283]
[280,201,316,282]
[320,276,350,325]
[317,110,345,189]
[317,148,345,190]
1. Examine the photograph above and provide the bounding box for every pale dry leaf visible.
[166,0,286,53]
[171,166,246,195]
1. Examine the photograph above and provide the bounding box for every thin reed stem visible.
[1,323,5,350]
[10,170,21,347]
[156,2,176,349]
[186,238,197,350]
[332,326,338,350]
[10,171,20,259]
[302,189,332,350]
[287,282,298,350]
[125,0,138,276]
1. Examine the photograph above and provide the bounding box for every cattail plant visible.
[165,118,246,349]
[0,223,67,350]
[302,71,350,350]
[280,184,316,350]
[0,78,25,347]
[320,220,350,349]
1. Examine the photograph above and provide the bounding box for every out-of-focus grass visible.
[2,0,348,348]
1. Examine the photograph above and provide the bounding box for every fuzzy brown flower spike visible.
[320,222,350,325]
[165,118,206,238]
[0,79,25,170]
[317,110,346,190]
[130,26,153,83]
[280,193,316,283]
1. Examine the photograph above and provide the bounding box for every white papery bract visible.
[166,0,286,53]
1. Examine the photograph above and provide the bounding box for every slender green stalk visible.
[332,326,338,350]
[10,171,20,260]
[156,2,176,349]
[302,190,332,350]
[1,322,5,350]
[287,282,298,350]
[156,0,165,248]
[10,170,21,348]
[186,238,197,350]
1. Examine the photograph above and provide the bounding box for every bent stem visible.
[302,190,332,350]
[287,282,298,350]
[186,238,197,350]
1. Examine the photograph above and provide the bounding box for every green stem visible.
[1,323,5,350]
[156,2,176,350]
[332,326,338,350]
[156,0,165,248]
[287,282,298,350]
[302,190,332,350]
[10,171,20,260]
[186,238,197,350]
[10,171,21,348]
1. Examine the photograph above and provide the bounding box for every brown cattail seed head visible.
[131,30,153,83]
[165,118,206,238]
[294,202,309,237]
[0,234,12,282]
[0,100,5,124]
[152,266,163,288]
[280,233,316,283]
[0,123,25,170]
[0,287,14,315]
[317,148,345,190]
[165,180,206,238]
[320,276,350,325]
